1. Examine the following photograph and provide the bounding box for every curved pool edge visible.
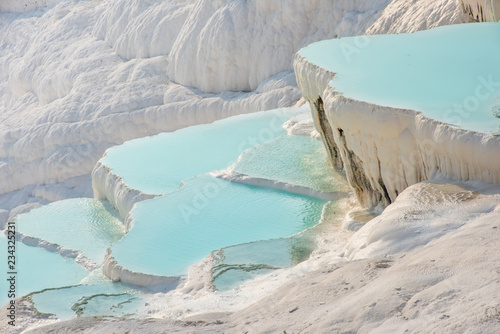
[92,160,158,223]
[6,230,97,272]
[102,249,181,288]
[294,42,500,209]
[211,169,348,201]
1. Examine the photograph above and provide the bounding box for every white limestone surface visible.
[0,0,464,219]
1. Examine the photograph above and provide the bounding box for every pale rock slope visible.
[368,0,466,34]
[167,0,389,93]
[0,0,59,13]
[0,0,298,205]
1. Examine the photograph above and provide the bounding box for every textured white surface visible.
[0,0,59,13]
[167,0,390,93]
[3,1,499,333]
[0,0,464,215]
[367,0,465,34]
[92,161,156,221]
[0,0,301,199]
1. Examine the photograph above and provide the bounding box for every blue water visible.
[16,199,125,264]
[233,135,343,192]
[4,106,339,308]
[212,236,315,290]
[100,107,305,195]
[111,175,326,277]
[0,234,89,307]
[299,23,500,134]
[30,280,145,320]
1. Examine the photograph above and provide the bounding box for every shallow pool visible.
[299,23,500,134]
[111,175,326,277]
[212,236,315,291]
[100,107,305,195]
[16,198,125,264]
[30,279,145,320]
[6,106,343,305]
[0,234,89,307]
[233,135,343,192]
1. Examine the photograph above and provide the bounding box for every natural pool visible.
[212,236,315,291]
[2,106,347,318]
[0,233,89,307]
[29,277,146,320]
[100,105,342,279]
[99,107,302,195]
[111,174,326,277]
[299,23,500,134]
[233,135,343,193]
[16,198,125,264]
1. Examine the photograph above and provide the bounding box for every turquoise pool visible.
[100,107,304,195]
[111,175,326,277]
[3,106,344,308]
[233,135,343,192]
[212,236,314,291]
[299,23,500,134]
[0,233,89,307]
[16,198,125,264]
[30,279,145,320]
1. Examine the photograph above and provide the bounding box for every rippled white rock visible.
[0,0,59,13]
[0,0,464,218]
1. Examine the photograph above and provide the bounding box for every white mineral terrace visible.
[295,23,500,208]
[4,1,500,333]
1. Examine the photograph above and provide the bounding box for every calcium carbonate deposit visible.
[2,1,500,334]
